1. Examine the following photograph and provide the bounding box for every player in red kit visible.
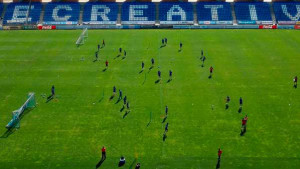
[294,76,298,88]
[209,66,214,78]
[216,148,222,169]
[241,115,248,136]
[105,60,108,68]
[101,146,106,160]
[218,148,222,159]
[96,146,107,169]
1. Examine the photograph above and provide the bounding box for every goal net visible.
[6,93,36,129]
[76,28,88,46]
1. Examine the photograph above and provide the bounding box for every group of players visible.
[90,38,298,169]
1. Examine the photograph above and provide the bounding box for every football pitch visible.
[0,29,299,169]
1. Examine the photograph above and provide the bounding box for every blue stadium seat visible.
[0,3,3,17]
[122,2,155,24]
[273,2,300,24]
[197,2,232,25]
[83,2,118,24]
[3,2,42,24]
[234,2,272,24]
[44,2,80,25]
[159,2,193,24]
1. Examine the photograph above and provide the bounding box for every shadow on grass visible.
[139,70,143,74]
[120,106,125,112]
[0,108,34,138]
[162,116,167,123]
[96,158,106,169]
[115,98,121,104]
[114,54,121,59]
[147,121,151,127]
[216,158,221,169]
[46,94,54,103]
[0,128,16,138]
[109,95,115,101]
[123,111,129,119]
[128,158,137,169]
[102,68,107,72]
[155,79,160,84]
[167,79,172,83]
[208,75,212,79]
[98,96,104,103]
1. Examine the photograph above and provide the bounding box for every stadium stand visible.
[3,2,42,24]
[43,2,80,25]
[234,2,272,24]
[121,2,155,24]
[0,3,3,19]
[197,2,233,25]
[83,2,118,24]
[273,2,300,24]
[159,2,193,24]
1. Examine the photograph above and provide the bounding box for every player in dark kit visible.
[239,97,243,108]
[119,48,122,54]
[51,85,55,96]
[124,50,126,57]
[180,42,182,50]
[165,122,169,132]
[165,106,168,116]
[119,90,122,100]
[165,38,168,44]
[169,70,172,80]
[158,70,161,80]
[113,86,116,96]
[126,101,130,110]
[98,44,100,51]
[294,76,298,88]
[142,61,144,70]
[162,39,165,46]
[135,163,140,169]
[123,96,127,105]
[225,96,230,109]
[95,52,98,61]
[162,105,168,123]
[201,50,203,57]
[151,58,154,66]
[102,40,105,47]
[238,97,243,113]
[201,56,206,67]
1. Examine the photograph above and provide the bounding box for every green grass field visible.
[0,30,299,169]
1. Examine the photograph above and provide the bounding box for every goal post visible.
[6,93,36,129]
[76,28,88,46]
